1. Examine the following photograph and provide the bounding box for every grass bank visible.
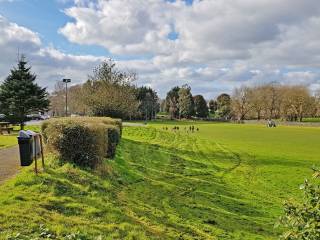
[0,122,319,239]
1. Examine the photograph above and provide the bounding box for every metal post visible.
[34,137,38,174]
[62,78,71,117]
[39,134,45,170]
[65,81,68,116]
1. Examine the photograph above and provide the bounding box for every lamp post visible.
[62,78,71,117]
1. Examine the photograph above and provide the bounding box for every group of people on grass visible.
[162,125,199,133]
[267,119,277,128]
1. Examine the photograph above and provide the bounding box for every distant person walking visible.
[267,119,276,128]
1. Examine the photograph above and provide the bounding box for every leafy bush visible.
[278,169,320,239]
[106,127,120,158]
[82,116,122,137]
[42,117,121,168]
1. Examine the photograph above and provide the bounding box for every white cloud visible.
[59,0,320,64]
[0,15,41,48]
[0,15,102,90]
[2,0,320,98]
[59,0,179,55]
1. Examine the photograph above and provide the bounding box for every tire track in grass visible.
[120,194,218,240]
[126,129,243,198]
[213,141,260,186]
[119,129,224,238]
[119,127,269,239]
[214,142,243,177]
[192,137,230,172]
[118,167,216,239]
[126,128,254,199]
[127,161,225,185]
[121,151,262,238]
[170,131,237,175]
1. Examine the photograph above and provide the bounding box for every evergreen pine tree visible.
[194,95,209,118]
[208,99,218,114]
[0,56,49,129]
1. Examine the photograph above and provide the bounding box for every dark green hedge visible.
[106,127,120,158]
[41,117,122,168]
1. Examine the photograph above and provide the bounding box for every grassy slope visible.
[0,123,319,239]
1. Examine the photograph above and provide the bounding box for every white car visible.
[40,115,50,120]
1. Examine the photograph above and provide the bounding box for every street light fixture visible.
[62,78,71,117]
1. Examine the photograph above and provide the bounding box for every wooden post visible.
[39,134,45,170]
[34,136,38,174]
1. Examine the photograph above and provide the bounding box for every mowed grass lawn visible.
[0,122,319,239]
[0,135,17,148]
[0,125,40,149]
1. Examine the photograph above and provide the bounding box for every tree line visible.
[1,56,320,125]
[50,60,159,120]
[231,84,320,121]
[162,84,209,119]
[162,85,233,120]
[162,83,320,122]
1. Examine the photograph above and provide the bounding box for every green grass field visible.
[0,125,41,149]
[0,122,319,239]
[0,135,17,149]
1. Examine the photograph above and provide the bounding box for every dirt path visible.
[0,146,20,184]
[123,122,147,127]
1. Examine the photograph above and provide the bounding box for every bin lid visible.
[18,130,30,138]
[26,130,38,136]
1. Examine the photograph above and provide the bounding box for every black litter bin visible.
[17,135,33,166]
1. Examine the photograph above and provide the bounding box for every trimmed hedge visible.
[106,127,120,158]
[41,117,122,168]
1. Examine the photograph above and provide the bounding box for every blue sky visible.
[0,0,320,98]
[0,0,190,57]
[0,0,110,56]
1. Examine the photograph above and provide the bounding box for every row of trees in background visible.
[231,84,320,121]
[208,93,232,120]
[50,60,159,120]
[163,85,231,120]
[163,83,320,122]
[163,85,209,119]
[2,57,319,124]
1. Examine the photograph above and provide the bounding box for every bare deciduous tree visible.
[231,86,252,121]
[231,84,317,122]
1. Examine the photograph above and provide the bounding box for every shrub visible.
[68,117,122,137]
[83,116,122,137]
[278,169,320,239]
[106,127,120,158]
[42,117,121,168]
